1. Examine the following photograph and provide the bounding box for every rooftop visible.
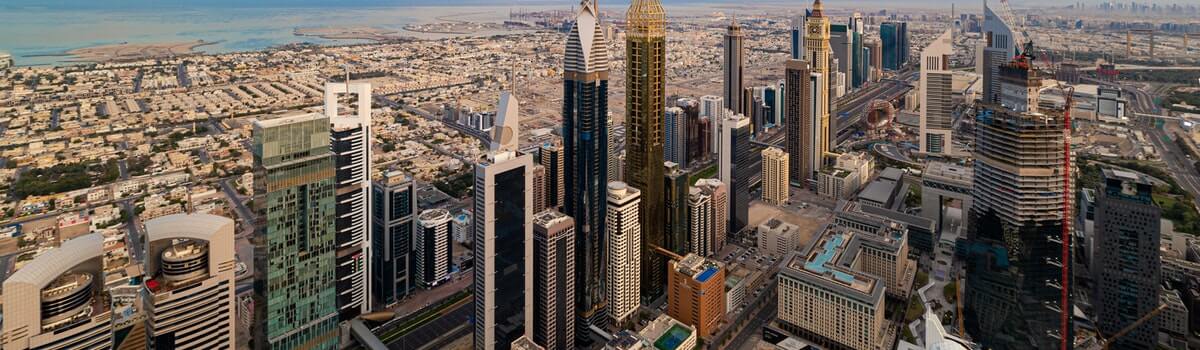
[782,226,884,303]
[675,253,723,283]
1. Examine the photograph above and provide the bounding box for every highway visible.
[1126,83,1200,209]
[384,298,473,350]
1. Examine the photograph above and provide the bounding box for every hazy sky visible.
[8,0,1200,10]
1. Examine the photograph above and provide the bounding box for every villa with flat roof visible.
[777,224,890,350]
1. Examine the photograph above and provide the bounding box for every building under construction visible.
[964,59,1076,350]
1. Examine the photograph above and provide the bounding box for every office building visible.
[252,113,339,350]
[756,218,803,257]
[667,254,726,338]
[142,214,236,349]
[761,147,789,206]
[625,0,668,303]
[981,0,1019,104]
[1092,169,1161,350]
[415,209,452,287]
[532,210,576,350]
[700,95,725,156]
[325,81,373,321]
[881,22,909,70]
[606,182,642,325]
[720,114,751,234]
[785,60,812,186]
[532,164,548,214]
[2,234,112,350]
[694,179,728,256]
[777,228,887,350]
[724,18,745,115]
[817,152,871,202]
[790,15,806,60]
[371,171,415,308]
[805,0,833,166]
[474,91,535,350]
[563,0,611,334]
[920,30,955,155]
[850,14,866,88]
[664,106,687,166]
[866,39,883,82]
[664,162,690,256]
[539,142,565,210]
[830,24,852,90]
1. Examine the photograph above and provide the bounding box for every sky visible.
[8,0,1200,10]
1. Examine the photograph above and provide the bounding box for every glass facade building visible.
[370,171,414,308]
[252,113,339,350]
[881,22,909,71]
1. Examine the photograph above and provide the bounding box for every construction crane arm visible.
[1100,303,1169,350]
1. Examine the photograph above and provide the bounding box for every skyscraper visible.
[920,30,954,155]
[415,209,452,287]
[981,0,1019,104]
[252,113,338,350]
[724,18,745,116]
[474,91,535,350]
[720,114,752,234]
[687,187,714,256]
[539,142,565,210]
[532,210,576,350]
[371,170,415,308]
[850,13,866,88]
[694,179,728,255]
[700,95,725,157]
[965,62,1073,349]
[563,0,611,335]
[606,181,642,326]
[866,39,883,82]
[1092,169,1161,350]
[2,234,113,350]
[142,214,237,350]
[664,162,690,256]
[325,81,372,321]
[532,164,547,214]
[790,15,806,60]
[664,106,687,166]
[762,147,789,206]
[829,24,852,90]
[881,22,909,70]
[785,60,812,186]
[625,0,668,303]
[805,0,833,168]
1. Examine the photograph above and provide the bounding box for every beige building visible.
[694,179,728,255]
[761,147,789,206]
[756,218,803,258]
[142,214,237,349]
[817,152,873,201]
[777,226,888,350]
[2,234,113,350]
[606,181,642,325]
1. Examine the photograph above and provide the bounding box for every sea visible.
[0,3,538,67]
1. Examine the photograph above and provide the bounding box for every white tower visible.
[605,181,642,325]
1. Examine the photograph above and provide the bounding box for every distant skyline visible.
[7,0,1200,11]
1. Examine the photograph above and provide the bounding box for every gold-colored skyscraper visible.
[805,0,832,161]
[625,0,666,302]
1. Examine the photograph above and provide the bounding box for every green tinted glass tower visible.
[253,113,339,350]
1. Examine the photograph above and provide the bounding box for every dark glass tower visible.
[626,0,667,303]
[1092,169,1161,350]
[562,0,611,339]
[370,171,414,308]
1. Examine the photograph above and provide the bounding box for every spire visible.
[491,90,520,154]
[812,0,824,17]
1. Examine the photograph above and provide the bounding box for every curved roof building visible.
[142,213,236,350]
[3,234,112,350]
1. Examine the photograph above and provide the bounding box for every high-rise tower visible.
[325,81,372,321]
[252,113,339,350]
[981,0,1019,104]
[1092,169,1161,350]
[370,170,415,308]
[143,214,237,350]
[474,91,535,350]
[920,30,954,155]
[532,210,577,350]
[606,182,642,326]
[563,0,611,337]
[784,60,812,186]
[3,234,113,350]
[724,18,745,116]
[805,0,833,164]
[625,0,668,303]
[415,209,453,287]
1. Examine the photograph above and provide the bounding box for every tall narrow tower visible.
[324,81,372,321]
[805,0,833,162]
[563,0,612,338]
[724,18,745,116]
[625,0,668,303]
